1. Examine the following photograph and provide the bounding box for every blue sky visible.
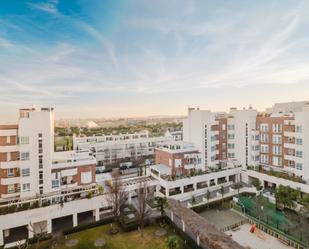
[1,0,309,121]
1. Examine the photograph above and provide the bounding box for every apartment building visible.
[0,107,97,202]
[183,102,309,182]
[150,141,242,201]
[155,141,203,176]
[73,131,172,168]
[165,129,183,141]
[183,106,258,169]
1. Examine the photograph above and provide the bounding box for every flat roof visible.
[150,164,171,175]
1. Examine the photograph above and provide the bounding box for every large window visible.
[21,168,30,177]
[7,168,14,177]
[19,136,29,145]
[272,124,282,133]
[272,145,282,155]
[8,184,15,193]
[52,179,60,189]
[296,150,303,158]
[260,123,269,132]
[272,135,282,144]
[81,171,92,184]
[22,183,30,192]
[20,152,30,161]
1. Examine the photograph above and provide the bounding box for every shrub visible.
[62,217,114,235]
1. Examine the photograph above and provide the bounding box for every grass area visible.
[33,224,184,249]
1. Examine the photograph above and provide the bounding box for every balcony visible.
[0,161,19,169]
[284,154,295,161]
[284,131,295,137]
[0,177,20,185]
[284,143,295,149]
[0,145,19,153]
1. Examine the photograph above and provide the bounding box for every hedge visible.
[62,217,115,235]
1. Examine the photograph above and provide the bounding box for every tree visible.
[252,178,263,191]
[165,235,180,249]
[107,170,128,219]
[275,185,298,210]
[28,221,48,249]
[156,196,168,217]
[137,182,154,237]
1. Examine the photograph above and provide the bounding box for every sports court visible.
[198,208,246,230]
[225,223,294,249]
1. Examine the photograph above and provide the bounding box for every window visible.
[8,184,15,193]
[39,172,43,185]
[21,168,30,177]
[296,138,303,145]
[272,145,282,155]
[20,152,30,161]
[272,156,282,166]
[227,124,235,130]
[7,168,14,177]
[296,126,302,133]
[261,144,269,153]
[20,136,29,144]
[228,143,235,149]
[227,133,235,139]
[261,154,269,164]
[81,171,92,184]
[260,134,269,143]
[272,135,282,144]
[22,183,30,192]
[39,155,43,169]
[38,140,43,153]
[296,150,303,158]
[260,123,269,132]
[228,153,235,159]
[272,124,282,133]
[296,163,303,170]
[52,180,60,188]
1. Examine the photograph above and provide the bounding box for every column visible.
[95,209,100,222]
[193,183,197,191]
[181,185,184,194]
[182,220,185,232]
[166,188,169,198]
[197,235,200,246]
[0,229,3,247]
[171,211,174,222]
[128,191,132,205]
[73,213,78,227]
[47,220,52,234]
[28,224,34,239]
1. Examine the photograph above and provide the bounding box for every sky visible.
[1,0,309,121]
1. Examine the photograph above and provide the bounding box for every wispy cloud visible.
[1,0,309,118]
[28,0,59,14]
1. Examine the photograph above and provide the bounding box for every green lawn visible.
[35,224,183,249]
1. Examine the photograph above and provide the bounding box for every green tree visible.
[165,235,180,249]
[275,185,298,210]
[156,196,168,217]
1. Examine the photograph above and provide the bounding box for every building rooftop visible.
[156,141,199,154]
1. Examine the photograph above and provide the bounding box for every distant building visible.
[165,129,183,141]
[73,131,172,168]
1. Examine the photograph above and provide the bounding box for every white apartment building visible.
[183,107,258,169]
[183,102,309,185]
[165,129,183,141]
[0,107,102,247]
[73,131,172,168]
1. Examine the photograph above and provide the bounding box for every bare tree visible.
[137,181,154,237]
[107,170,128,219]
[28,221,48,249]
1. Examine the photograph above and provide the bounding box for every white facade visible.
[227,108,258,169]
[183,108,218,167]
[18,107,55,197]
[73,131,172,166]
